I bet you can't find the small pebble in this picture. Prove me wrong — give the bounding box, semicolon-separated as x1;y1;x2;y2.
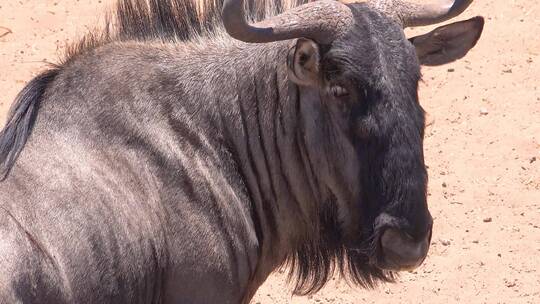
440;239;451;246
480;108;489;115
425;113;435;127
483;217;492;223
505;280;517;288
0;26;12;38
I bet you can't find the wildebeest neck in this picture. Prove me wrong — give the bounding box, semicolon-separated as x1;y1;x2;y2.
195;41;359;274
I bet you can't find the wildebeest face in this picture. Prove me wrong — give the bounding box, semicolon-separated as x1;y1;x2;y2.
285;6;484;272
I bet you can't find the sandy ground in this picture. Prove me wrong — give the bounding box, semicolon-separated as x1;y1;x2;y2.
1;0;539;303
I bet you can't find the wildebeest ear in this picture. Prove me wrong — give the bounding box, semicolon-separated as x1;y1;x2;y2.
287;38;321;86
409;16;484;66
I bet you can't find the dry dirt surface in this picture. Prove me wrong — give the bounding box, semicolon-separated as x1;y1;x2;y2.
1;0;539;303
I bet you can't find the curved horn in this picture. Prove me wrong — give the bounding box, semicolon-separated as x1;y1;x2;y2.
222;0;354;44
369;0;474;27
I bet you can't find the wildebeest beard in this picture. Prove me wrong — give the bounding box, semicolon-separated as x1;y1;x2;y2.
285;194;397;295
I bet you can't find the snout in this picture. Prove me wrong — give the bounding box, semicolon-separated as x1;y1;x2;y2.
379;227;431;271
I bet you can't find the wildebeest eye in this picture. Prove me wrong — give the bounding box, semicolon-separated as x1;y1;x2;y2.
329;85;349;98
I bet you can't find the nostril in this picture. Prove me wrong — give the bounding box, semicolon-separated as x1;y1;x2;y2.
380;227;431;271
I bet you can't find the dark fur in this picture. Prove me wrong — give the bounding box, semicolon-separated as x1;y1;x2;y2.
0;68;59;180
0;0;434;301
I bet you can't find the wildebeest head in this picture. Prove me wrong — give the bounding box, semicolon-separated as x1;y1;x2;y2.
223;0;483;290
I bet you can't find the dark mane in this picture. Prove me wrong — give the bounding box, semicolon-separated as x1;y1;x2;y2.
0;69;59;180
64;0;310;63
114;0;220;42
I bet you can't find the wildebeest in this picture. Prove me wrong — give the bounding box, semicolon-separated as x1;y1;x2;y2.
0;0;484;302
